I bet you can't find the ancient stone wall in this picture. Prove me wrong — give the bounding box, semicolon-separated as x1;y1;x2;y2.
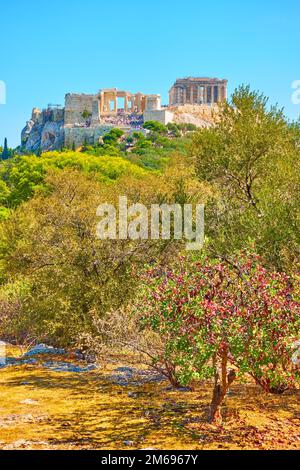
64;94;94;126
52;108;64;122
143;109;174;125
64;125;114;149
145;95;161;111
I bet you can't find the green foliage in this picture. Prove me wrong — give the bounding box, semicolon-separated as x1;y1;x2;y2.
0;180;10;204
0;151;146;207
190;85;300;271
0;155;47;206
1;138;10;160
0;207;10;221
0;279;32;343
138;252;300;421
82;110;91;119
166;122;181;137
81;128;192;171
102;128;124;145
0;169;179;346
143;121;167;134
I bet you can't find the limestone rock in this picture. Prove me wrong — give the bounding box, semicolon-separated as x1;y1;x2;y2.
24;343;66;356
41;121;64;151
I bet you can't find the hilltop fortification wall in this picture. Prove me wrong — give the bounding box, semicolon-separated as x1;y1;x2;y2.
64;94;94;126
64;125;115;149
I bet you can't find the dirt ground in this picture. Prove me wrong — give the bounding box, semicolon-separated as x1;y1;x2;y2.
0;351;299;450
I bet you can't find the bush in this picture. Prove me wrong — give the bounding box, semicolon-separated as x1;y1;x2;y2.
143;121;167;134
102;128;124;145
137;252;300;422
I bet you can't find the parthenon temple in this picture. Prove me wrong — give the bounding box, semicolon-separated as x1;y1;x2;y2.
169;77;228;106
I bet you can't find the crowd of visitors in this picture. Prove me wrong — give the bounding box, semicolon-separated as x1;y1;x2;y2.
101;112;144;129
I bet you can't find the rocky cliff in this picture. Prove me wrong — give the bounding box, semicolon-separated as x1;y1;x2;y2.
21;108;64;153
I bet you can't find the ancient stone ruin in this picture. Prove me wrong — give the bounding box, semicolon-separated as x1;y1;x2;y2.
21;77;228;153
169;77;228;106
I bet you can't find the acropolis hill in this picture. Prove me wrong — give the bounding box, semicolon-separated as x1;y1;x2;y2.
21;77;228;153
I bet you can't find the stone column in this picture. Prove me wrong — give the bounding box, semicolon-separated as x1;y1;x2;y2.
114;92;118;114
106;97;110;113
103;93;109;113
204;86;208;104
190;86;193;104
124;95;128;112
136;95;141;113
211;86;214;105
183;88;187;105
100;93;104;114
170;89;174;106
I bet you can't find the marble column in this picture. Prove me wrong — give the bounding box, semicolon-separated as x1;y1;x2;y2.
100;93;104;114
211;86;214;105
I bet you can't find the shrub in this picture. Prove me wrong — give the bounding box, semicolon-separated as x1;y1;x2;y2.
143;121;167;134
102;128;124;145
138;252;300;422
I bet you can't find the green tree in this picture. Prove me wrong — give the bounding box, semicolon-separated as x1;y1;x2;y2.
1;138;10;160
102;128;124;145
190;85;300;271
143;121;167;134
0;168;183;345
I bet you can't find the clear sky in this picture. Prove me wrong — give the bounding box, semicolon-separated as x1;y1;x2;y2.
1;0;300;148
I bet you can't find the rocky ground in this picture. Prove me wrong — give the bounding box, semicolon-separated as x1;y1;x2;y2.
0;345;299;450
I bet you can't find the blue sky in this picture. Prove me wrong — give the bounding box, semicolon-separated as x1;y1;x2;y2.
0;0;299;148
